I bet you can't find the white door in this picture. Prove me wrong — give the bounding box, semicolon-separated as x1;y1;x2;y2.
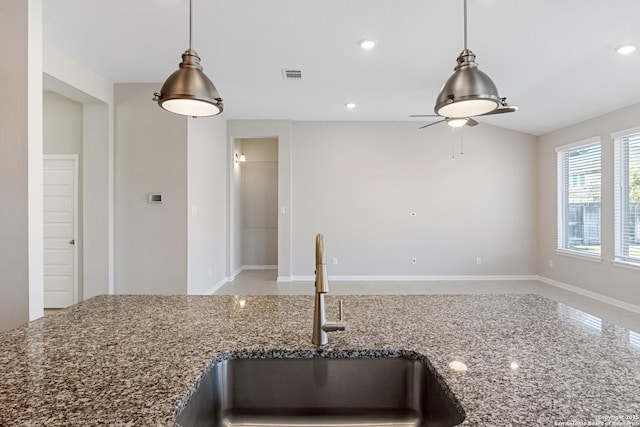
43;156;78;308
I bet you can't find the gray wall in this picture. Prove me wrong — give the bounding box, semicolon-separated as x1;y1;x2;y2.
187;116;228;294
114;83;188;294
227;121;293;280
0;0;30;330
538;102;640;307
291;121;538;277
0;0;43;331
48;78;640;309
43;91;84;299
82;102;111;299
231;138;244;276
241;138;278;267
43;45;115;302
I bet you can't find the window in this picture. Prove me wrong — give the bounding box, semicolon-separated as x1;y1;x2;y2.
614;127;640;265
557;138;602;257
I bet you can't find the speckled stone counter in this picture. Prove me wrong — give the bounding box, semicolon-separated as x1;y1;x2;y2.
1;294;639;426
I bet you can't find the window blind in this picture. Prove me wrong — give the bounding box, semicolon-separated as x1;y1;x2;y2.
614;131;640;264
557;141;602;255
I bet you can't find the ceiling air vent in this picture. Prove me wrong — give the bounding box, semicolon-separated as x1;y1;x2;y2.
282;69;302;80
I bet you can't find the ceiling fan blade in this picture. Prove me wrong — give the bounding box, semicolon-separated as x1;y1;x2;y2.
466;118;479;127
410;114;440;118
419;119;445;129
479;106;518;116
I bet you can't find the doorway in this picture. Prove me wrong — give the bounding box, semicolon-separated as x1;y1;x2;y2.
237;138;279;270
43;155;78;307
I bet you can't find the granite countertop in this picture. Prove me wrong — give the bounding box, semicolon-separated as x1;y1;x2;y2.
1;294;639;426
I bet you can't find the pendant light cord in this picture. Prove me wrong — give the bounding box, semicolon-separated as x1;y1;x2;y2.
189;0;193;51
463;0;468;51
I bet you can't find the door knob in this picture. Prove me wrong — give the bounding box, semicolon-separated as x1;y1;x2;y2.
69;239;75;245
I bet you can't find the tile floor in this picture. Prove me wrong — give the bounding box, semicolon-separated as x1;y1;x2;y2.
216;269;640;332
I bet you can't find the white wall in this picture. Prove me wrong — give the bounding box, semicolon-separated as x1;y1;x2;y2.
187;116;228;294
241;138;279;267
290;121;538;278
27;0;45;323
114;83;188;294
538;102;640;307
43;91;84;298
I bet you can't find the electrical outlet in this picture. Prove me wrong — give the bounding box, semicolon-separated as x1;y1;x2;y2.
476;257;482;265
333;257;338;265
548;260;554;268
412;257;417;264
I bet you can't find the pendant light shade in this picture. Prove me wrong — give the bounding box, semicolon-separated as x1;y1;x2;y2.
156;50;223;116
434;0;503;118
435;49;500;118
154;0;223;117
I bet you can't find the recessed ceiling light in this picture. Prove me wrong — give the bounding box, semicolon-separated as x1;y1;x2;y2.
359;39;376;50
345;103;356;109
616;44;637;55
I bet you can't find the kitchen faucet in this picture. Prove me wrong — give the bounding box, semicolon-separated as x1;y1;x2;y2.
312;234;347;346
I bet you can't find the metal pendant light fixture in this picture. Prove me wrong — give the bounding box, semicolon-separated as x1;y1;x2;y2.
434;0;504;118
154;0;223;117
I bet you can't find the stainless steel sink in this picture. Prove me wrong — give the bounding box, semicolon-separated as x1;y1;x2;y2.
175;352;465;427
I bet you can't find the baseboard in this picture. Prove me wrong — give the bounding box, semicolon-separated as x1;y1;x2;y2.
276;276;292;282
538;275;640;314
242;265;278;270
203;277;229;295
228;266;243;281
289;274;539;282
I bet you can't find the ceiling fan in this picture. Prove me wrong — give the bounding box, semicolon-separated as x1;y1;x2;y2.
410;105;518;129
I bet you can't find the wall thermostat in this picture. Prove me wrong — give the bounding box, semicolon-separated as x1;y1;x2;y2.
148;194;163;204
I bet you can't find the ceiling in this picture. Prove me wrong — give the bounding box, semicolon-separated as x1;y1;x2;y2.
43;0;640;136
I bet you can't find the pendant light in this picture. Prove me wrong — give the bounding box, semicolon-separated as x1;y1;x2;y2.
434;0;503;118
154;0;223;117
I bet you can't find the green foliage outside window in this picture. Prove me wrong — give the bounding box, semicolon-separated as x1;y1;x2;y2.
630;168;640;202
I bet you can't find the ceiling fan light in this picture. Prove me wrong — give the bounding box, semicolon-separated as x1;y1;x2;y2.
435;50;500;118
156;50;224;117
447;118;469;128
